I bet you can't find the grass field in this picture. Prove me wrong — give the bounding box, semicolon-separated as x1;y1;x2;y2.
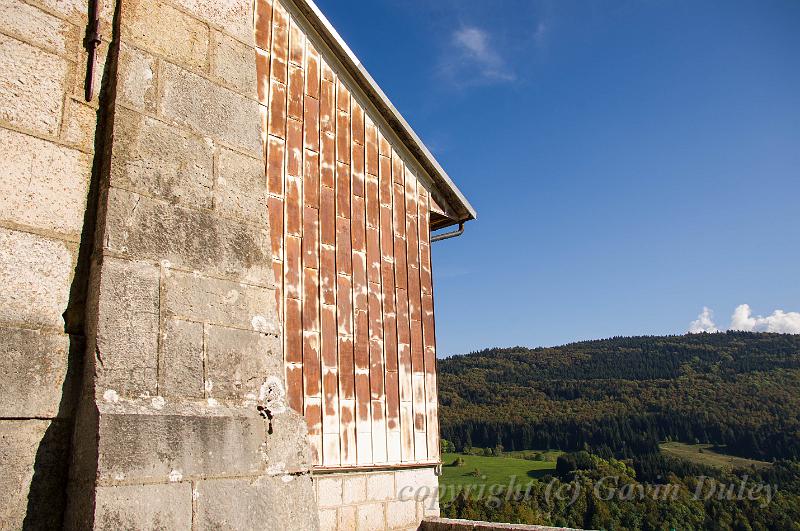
660;442;771;471
438;452;558;502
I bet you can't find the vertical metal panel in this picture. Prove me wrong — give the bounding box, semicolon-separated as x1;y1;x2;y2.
379;135;401;463
418;187;439;460
254;0;273;53
272;2;289;83
352;108;371;464
301;29;322;467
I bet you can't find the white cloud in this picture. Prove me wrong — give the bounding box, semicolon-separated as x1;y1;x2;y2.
689;307;719;334
688;304;800;334
448;26;515;84
533;21;549;48
729;304;800;334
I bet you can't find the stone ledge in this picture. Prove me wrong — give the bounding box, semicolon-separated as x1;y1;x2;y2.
421;517;585;531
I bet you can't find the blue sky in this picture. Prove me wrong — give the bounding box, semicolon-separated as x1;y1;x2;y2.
315;0;800;356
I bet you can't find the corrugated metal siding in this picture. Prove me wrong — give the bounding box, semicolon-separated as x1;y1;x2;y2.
257;0;439;468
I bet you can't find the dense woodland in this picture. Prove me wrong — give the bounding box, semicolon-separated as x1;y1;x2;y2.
444;452;800;530
438;332;800;529
439;332;800;460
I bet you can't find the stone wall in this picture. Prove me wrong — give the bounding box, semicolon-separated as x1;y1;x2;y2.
421;519;581;531
0;0;108;526
65;0;319;527
316;466;440;531
1;0;319;527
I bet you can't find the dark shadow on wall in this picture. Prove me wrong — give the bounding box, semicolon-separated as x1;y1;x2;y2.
20;341;82;530
22;0;121;527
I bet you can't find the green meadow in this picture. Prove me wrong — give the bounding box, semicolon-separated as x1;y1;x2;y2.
659;441;772;471
438;452;559;502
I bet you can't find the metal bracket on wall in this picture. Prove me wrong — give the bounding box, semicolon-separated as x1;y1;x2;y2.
84;0;102;101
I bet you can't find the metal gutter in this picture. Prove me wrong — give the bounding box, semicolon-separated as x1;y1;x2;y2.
430;222;465;243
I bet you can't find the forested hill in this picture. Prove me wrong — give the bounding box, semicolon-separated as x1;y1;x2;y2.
438;332;800;461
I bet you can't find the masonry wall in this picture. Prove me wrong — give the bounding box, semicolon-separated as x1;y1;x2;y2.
67;0;320;527
258;0;442;471
0;0;319;528
0;0;107;526
316;468;440;531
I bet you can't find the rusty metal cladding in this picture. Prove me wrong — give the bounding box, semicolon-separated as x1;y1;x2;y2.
267;136;285;195
305;397;322;464
254;0;273;52
304;98;320;153
303;151;320;208
259;1;445;470
305;43;321;99
268;79;286;138
289;19;305;67
302;206;319;269
304;332;321;398
288;65;304;120
270;1;289;84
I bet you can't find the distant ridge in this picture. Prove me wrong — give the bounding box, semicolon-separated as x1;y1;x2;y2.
438;331;800;461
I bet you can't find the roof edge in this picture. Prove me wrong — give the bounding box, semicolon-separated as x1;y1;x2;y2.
286;0;477;226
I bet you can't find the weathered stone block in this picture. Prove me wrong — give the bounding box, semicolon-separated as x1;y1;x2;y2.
35;0;87;21
316;476;343;508
0;228;75;328
0;0;76;55
0;128;91;235
0;34;68;136
36;0;112;24
159;62;261;154
261;410;312;474
104;188;272;285
111;108;214;208
211;31;257;97
387;499;417;529
161;318;204;398
95;257;159;397
94;482;192;530
120;0;208;70
96;408;268;482
338;505;356;530
117;42;158;112
0;420;69;530
423;498;441;518
215;147;268;224
356;502;385;531
367;472;395;501
319;508;337;531
395;467;438;500
342;474;366;504
171;0;254;44
62;98;98;151
196;474;317;531
205;325;282;399
164;268;277;332
0;327;71;418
